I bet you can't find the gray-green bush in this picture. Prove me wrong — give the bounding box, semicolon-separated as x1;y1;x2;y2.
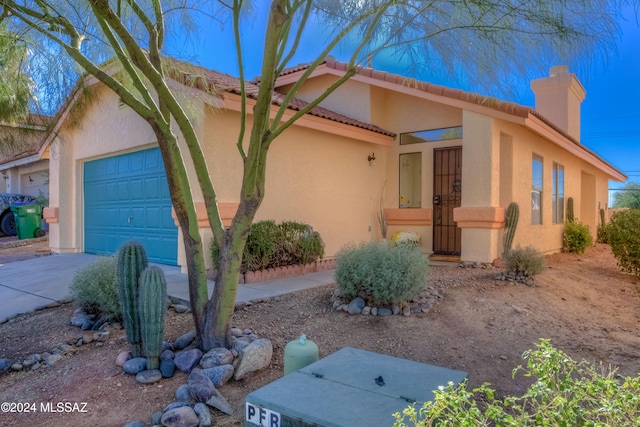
505;245;547;277
334;241;429;306
69;256;119;320
393;339;640;427
606;208;640;277
563;219;593;254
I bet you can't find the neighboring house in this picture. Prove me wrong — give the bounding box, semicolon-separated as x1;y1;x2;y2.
0;114;52;198
40;60;625;268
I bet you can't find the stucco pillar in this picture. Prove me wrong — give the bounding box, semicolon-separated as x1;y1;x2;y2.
455;111;502;263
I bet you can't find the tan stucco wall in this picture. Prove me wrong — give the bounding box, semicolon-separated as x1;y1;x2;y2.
49;84;388;271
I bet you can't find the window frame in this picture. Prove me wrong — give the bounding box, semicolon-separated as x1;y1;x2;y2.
552;162;565;224
531;154;543;225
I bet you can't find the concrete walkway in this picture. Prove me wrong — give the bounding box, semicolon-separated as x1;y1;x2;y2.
0;253;335;323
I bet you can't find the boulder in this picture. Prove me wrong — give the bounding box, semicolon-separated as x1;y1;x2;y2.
206;388;233;415
234;338;273;380
188;369;216;403
201;364;234;388
173;330;197;350
200;348;234;369
174;348;203;372
160;406;199;427
123;357;147;375
347;297;366;314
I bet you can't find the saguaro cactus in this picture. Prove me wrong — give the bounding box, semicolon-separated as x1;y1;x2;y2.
138;266;167;370
599;208;606;226
502;202;520;258
567;197;575;222
116;241;148;357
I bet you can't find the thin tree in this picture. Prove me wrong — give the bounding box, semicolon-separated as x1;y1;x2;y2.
612;182;640;209
0;0;633;350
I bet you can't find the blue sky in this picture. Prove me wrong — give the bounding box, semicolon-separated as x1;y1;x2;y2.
175;4;639;200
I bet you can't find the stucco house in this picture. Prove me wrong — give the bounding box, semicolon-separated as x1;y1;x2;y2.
41;59;625;268
0;114;52;198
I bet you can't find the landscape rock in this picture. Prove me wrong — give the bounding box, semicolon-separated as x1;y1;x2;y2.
205;388;233;415
43;353;62;366
0;358;12;373
160;406;200;427
123;357;147;375
234;338;273;380
362;306;371;315
392;305;400;315
122;421;145;427
173;304;190;313
377;307;392;317
175;384;192;402
164;401;193;412
174;348;203;372
347;297;366;314
160;358;176;378
11;363;23;371
151;411;163;425
371;307;378;316
193;402;212;427
201;364;234;388
402;306;411;317
160;349;174;360
188;369;216;402
136;369;162;384
232;336;251;353
116;351;132;367
173;331;197;350
200;348;234;368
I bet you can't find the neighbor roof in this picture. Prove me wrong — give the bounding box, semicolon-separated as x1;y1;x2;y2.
0;114;53;167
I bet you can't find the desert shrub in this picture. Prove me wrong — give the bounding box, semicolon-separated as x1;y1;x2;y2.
210;220;324;272
334;241;429;306
504;245;547;277
607;209;640;277
69;256;120;320
393;339;640;427
563;219;593;254
596;222;609;243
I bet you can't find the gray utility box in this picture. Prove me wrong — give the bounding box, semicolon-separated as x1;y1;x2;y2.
245;347;467;427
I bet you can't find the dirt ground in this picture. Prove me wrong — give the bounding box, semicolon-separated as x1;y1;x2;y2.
0;242;638;427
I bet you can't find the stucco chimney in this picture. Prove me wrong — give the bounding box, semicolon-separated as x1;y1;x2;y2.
530;66;586;142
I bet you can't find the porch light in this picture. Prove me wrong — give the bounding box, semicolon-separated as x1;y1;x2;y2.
368;153;377;166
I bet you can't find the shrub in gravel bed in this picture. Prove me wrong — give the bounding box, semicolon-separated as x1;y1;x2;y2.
563;219;593;254
335;241;429;306
69;256;120;321
504;245;546;277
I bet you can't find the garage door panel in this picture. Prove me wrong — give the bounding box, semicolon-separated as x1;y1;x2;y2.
84;147;178;265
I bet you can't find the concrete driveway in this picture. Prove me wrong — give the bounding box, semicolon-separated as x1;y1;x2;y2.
0;252;334;323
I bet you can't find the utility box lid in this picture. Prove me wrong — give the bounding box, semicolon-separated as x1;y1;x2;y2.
245;347;467;427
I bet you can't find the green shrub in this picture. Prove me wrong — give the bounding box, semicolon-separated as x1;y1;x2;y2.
607;209;640;277
334;241;429;306
597;222;609;243
563;219;593;254
505;245;547;277
69;256;120;320
393;339;640;427
210;220;324;272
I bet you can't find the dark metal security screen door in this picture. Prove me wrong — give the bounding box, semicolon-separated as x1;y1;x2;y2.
433;147;462;255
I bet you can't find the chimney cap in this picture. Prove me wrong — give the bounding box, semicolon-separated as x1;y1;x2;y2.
550;65;569;77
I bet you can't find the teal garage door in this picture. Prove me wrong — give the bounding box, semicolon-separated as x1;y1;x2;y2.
84;147;178;265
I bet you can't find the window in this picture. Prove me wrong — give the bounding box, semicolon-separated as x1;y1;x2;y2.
399;152;422;208
552;163;564;224
400;126;463;145
531;154;543;225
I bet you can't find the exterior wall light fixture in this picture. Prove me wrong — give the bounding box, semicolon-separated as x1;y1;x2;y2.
368;153;377;166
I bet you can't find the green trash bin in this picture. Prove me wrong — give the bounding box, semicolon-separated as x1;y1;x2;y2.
10;203;45;240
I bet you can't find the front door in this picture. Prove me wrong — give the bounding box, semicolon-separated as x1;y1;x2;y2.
433;147;462;255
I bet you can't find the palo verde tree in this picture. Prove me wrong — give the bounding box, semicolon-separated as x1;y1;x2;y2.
0;0;633;350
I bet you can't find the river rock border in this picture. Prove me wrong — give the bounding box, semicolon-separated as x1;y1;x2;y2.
331;287;443;317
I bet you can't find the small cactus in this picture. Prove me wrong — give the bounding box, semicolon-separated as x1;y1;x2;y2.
116;241;148;357
567;197;575;222
599;208;606;226
502;202;519;258
138;266;167;370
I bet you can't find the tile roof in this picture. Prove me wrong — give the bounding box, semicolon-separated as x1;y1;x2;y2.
274;58;623;179
165;58;395;137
